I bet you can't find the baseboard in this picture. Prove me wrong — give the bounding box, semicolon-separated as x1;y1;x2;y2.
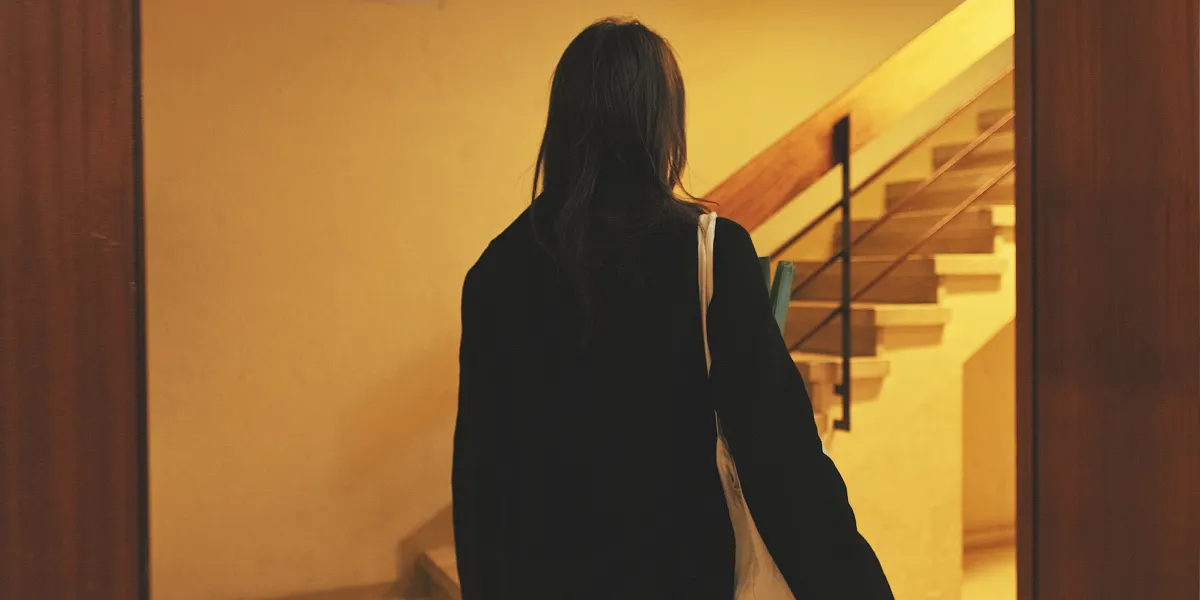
964;524;1016;550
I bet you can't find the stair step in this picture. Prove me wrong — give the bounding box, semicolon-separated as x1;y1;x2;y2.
792;353;891;386
885;167;1015;213
784;302;950;356
420;547;460;600
932;131;1014;169
839;206;1013;256
791;254;1007;303
977;108;1015;133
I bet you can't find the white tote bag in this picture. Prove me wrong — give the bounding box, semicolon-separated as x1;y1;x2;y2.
697;213;796;600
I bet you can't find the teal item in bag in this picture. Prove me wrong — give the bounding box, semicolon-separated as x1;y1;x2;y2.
759;258;794;335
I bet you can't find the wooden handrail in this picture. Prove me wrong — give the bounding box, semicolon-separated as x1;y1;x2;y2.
707;0;1014;231
766;65;1014;261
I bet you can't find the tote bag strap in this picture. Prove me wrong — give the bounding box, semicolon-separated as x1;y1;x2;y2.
697;212;718;372
697;212;797;600
697;211;733;450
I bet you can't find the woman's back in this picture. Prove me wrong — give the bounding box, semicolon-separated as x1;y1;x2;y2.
457;209;734;598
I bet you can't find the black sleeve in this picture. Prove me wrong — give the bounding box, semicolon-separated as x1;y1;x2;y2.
452;262;508;600
707;218;894;599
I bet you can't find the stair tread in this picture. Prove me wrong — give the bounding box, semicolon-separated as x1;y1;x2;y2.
888;166;1014;193
987;204;1015;226
426;545;456;561
930;253;1008;275
977;108;1015;133
789;301;951;326
791;253;1005;274
791;353;891;383
788;254;1007;297
882;159;1015;216
932;131;1015;169
845;205;1015;229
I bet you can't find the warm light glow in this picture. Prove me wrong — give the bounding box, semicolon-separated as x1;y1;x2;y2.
144;0;1004;598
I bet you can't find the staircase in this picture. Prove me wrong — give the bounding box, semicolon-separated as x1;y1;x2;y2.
786;103;1016;437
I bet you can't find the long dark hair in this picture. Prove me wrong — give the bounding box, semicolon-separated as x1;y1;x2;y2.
531;18;706;341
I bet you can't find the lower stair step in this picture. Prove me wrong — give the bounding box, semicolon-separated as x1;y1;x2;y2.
791;254;1007;303
886;167;1014;213
420;547;460;600
978;108;1015;133
784;302;951;356
932;131;1014;169
793;353;891;387
838;206;1014;256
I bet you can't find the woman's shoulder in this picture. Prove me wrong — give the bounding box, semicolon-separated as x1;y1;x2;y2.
712;215;751;237
462;209;534;289
713;216;757;257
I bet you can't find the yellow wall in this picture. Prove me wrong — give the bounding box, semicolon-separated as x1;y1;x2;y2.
143;0;965;598
963;320;1017;541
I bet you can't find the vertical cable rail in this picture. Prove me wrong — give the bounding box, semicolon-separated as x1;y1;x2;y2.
832;117;852;432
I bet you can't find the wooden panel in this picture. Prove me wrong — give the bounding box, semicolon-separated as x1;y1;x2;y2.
1017;0;1200;598
708;0;1013;230
0;1;146;599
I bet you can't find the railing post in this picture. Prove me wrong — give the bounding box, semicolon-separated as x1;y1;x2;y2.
832;116;852;432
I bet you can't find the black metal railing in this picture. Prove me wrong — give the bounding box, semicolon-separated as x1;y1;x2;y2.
778;107;1015;433
832;117;853;431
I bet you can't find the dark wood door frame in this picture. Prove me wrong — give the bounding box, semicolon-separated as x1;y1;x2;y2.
1015;1;1199;599
1013;2;1036;594
0;0;147;598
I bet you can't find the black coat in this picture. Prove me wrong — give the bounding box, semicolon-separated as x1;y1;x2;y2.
452;209;893;600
